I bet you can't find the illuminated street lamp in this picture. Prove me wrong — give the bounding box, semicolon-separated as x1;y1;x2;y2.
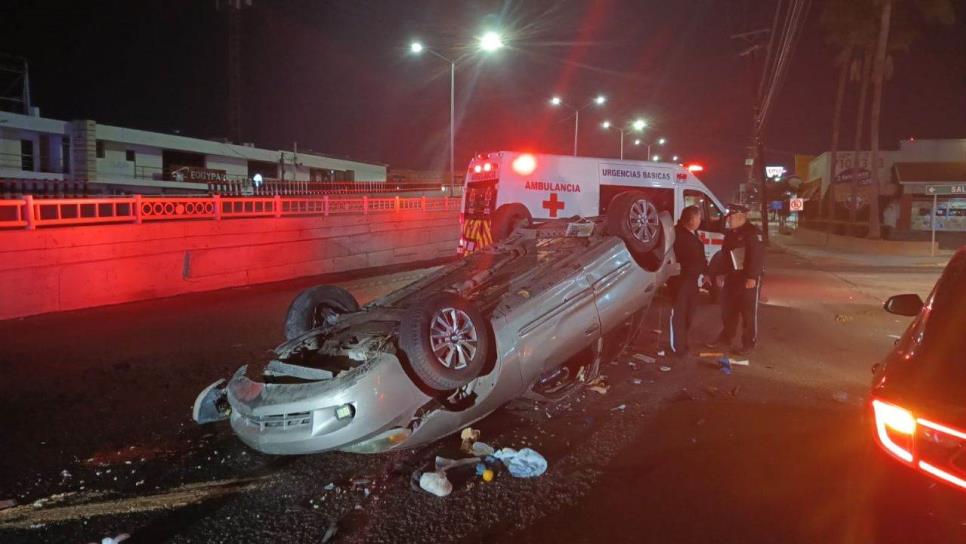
479;31;504;52
633;136;668;161
409;34;503;194
601;118;645;160
549;94;606;156
672;155;679;162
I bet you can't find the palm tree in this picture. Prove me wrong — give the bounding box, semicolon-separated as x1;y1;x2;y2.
849;45;873;234
820;0;876;235
866;0;955;238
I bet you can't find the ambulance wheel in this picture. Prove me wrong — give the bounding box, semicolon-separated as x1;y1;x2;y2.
283;285;360;340
606;191;663;264
400;293;491;392
491;204;532;242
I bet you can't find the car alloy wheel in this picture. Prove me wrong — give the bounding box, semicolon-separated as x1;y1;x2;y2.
429;308;479;370
628;199;659;243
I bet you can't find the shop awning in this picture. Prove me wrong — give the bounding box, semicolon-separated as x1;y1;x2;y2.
894;162;966;184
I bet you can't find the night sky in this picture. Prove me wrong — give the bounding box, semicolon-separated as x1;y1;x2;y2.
3;0;964;196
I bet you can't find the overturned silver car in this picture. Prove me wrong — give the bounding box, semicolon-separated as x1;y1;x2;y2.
194;191;678;455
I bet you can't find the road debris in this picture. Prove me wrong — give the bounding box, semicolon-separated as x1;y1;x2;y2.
493;448;548;478
460;427;481;452
699;352;725;358
88;534;129;544
470;441;495;456
719;358;732;375
659;366;671;372
611;404;626;412
730;385;742;397
729;358;750;366
834;313;853;323
321;521;339;543
587;375;610;395
418;471;453;497
632;379;643;385
633;353;656;364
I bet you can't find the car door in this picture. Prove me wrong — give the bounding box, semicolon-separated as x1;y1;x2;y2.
510;260;602;384
581;237;653;336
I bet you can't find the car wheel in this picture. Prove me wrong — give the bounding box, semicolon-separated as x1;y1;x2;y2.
400;293;491;392
490;203;532;242
606;191;663;268
283;285;360;340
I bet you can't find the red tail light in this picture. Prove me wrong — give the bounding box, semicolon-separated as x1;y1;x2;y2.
871;397;966;492
872;399;916;463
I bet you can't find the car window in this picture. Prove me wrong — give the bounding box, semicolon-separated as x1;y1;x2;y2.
912;251;966;391
683;189;724;232
464;181;497;219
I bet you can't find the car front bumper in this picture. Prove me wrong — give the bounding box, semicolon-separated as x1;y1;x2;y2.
225;353;433;455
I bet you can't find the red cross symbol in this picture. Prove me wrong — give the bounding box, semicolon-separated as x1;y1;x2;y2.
542;193;565;218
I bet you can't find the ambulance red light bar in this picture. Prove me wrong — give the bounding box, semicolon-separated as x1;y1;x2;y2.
472;161;497;175
686;163;704;173
871;398;966;492
512;153;537;176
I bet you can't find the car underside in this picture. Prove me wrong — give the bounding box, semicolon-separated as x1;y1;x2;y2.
194;193;677;455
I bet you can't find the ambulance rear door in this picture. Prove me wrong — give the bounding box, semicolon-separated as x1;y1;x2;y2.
497;153;598;222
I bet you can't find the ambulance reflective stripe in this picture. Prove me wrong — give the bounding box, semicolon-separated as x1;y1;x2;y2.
668;308;677;352
461;219;493;250
752;277;761;344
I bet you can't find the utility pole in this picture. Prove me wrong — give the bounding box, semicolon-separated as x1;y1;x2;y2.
733;0;811;245
0;54;32;114
216;0;251;143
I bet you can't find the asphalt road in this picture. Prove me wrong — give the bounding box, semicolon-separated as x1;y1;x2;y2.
1;247;963;543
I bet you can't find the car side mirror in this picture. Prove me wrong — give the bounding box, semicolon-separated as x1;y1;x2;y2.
884;294;923;316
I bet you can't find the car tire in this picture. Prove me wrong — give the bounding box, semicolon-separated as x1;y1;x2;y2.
283;285;360;340
400;292;491;392
490;203;532;242
606;191;663;269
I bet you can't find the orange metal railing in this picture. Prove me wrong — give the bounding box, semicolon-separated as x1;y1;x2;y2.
0;195;462;231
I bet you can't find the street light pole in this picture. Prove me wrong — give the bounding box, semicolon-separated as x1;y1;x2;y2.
410;34;503;196
449;61;455;195
551;95;605;157
573;109;579;156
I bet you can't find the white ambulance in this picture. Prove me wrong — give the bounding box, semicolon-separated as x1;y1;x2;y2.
458;151;728;265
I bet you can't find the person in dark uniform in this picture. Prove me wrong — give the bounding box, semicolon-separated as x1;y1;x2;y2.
708;204;764;355
668;205;707;359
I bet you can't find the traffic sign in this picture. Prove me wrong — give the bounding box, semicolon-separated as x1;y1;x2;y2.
925;184;965;195
789;198;804;212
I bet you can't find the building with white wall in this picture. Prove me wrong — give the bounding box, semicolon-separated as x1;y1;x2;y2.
803;138;966;235
0;110;386;195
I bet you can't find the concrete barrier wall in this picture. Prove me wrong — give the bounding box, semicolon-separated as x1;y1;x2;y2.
0;211;460;320
791;226;938;255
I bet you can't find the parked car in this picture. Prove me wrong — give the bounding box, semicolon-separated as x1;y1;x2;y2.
193;191;678;455
870;246;966;494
